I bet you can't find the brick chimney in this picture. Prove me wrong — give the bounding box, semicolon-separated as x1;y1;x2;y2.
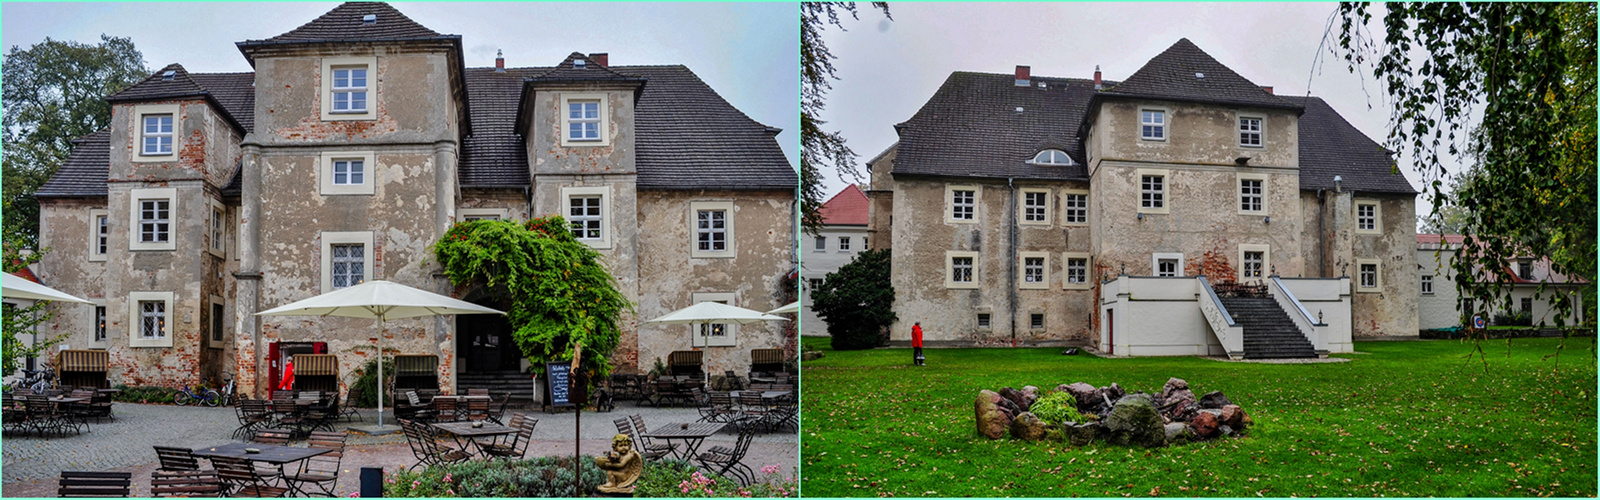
589;53;609;67
1093;65;1102;90
1014;65;1030;87
1260;86;1273;94
494;49;505;73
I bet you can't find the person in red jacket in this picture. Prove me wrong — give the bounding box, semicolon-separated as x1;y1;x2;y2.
912;322;925;366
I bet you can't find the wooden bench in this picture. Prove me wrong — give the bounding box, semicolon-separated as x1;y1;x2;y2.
150;470;224;497
57;471;132;497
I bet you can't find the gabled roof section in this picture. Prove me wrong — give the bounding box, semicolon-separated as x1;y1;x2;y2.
892;72;1104;181
820;185;869;226
1101;38;1300;111
106;64;253;134
244;2;444;45
1283;95;1415;194
35;129;111;198
527;53;645;83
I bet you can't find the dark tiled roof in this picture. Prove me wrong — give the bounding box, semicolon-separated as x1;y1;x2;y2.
1282;95;1415;194
891;72;1105;181
35;129;110;198
242;2;445;45
106;64;254;134
1102;38;1300;111
528;53;645;83
459;64;794;191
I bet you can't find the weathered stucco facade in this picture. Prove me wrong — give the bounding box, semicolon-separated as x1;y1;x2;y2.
32;2;796;396
866;39;1418;355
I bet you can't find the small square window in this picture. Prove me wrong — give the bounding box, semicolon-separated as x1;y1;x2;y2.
330;243;365;289
1242;251;1264;279
697;210;727;252
1239;117;1262;147
331;66;368;113
1360;263;1378;289
1023;257;1045;283
952;257;974;283
139;199;171;244
332;159;365;185
1066;258;1088;285
1030;313;1044;329
838;236;851;251
1022;191;1049;223
1356;202;1379;233
1157;258;1179;277
808;278;824;290
142;114;173;155
1517;259;1534;280
1240;179;1263;212
1141;175;1165;209
951;189;975;220
814;236;826;251
568;101;601;141
1062;193;1087;224
569;196;603;241
1141;109;1165;140
139;300;166;339
1421;275;1434;294
1521;297;1534;314
977;313;991;329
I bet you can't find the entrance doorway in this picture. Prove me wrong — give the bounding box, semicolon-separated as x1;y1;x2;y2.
456;305;520;373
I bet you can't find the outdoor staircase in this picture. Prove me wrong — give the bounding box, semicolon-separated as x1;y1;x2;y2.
1217;296;1317;359
456;370;537;403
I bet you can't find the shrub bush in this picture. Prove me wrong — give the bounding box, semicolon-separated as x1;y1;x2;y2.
384;456;605;497
1029;390;1089;425
812;249;897;350
110;384;175;404
1493;310;1533;326
350;356;393;408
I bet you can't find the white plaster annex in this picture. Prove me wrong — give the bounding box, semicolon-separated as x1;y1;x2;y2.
1416;234;1586;330
801;184;871;337
31;2;797;398
866;39;1418;358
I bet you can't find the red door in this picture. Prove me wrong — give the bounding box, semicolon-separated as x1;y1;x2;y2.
1106;309;1114;355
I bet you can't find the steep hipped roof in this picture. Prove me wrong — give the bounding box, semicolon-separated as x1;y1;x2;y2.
1282;96;1415;194
241;2;445;45
105;64;254;133
820;185;869;226
527;52;645;83
1101;38;1299;111
891;72;1105;181
35;129;111;198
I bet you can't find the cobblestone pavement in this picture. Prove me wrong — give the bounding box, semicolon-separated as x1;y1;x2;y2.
3;401;796;496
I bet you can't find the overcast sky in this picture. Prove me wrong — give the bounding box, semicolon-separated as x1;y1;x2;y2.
815;2;1457;219
0;2;798;167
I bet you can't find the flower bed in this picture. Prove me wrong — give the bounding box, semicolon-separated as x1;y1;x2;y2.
383;456;605;497
635;459;797;498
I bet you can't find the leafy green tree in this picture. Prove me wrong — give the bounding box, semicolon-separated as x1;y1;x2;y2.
1;238;59;375
811;248;896;350
800;2;889;234
2;35;148;249
1417;169;1476;235
1336;3;1596;334
432;217;632;390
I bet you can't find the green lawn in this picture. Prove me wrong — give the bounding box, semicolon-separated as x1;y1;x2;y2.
800;337;1597;497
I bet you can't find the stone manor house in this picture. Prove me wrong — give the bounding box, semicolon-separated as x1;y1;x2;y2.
30;2;796;397
866;39;1417;358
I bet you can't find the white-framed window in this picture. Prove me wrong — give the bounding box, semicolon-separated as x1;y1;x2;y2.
89;209;109;262
319;151;376;195
1355;200;1380;234
1019;251;1049;290
208;202;226;258
1030;313;1045;329
689;201;735;258
1029;149;1073;165
1516;259;1534;280
127;291;174;348
559;93;612;147
1239;244;1270;282
1238;116;1263;147
976;312;992;330
321;56;377;121
459;208;510;222
690;292;737;347
132;104;180;162
1357;259;1381;292
814;236;826;251
1420;275;1434;295
570;196;603;239
946;185;978;223
945;250;979;289
1061;191;1088;225
862;236;869;249
128;188;176;251
1137;169;1169;214
1020;188;1051;226
1063;252;1091;290
1521;297;1533;314
1237;173;1267;214
1152;252;1184;277
208;295;226;348
808;278;823;291
838;236;851;252
320;231;375;293
1140;108;1166;141
92;303;107;344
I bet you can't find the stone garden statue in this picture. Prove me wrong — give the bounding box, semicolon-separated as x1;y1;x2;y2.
595;434;643;494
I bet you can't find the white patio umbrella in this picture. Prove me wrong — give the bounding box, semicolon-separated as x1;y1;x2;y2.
256;280;503;431
644;301;790;325
2;272;92;304
765;301;800;315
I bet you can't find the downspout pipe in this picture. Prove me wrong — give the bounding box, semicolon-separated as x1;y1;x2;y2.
1008;178;1018;347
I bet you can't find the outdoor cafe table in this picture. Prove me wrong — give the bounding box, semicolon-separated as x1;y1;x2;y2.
192;442;331;467
431;421;516;458
643;422;725;461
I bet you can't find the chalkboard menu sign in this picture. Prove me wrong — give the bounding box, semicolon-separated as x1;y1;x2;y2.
546;361;575;407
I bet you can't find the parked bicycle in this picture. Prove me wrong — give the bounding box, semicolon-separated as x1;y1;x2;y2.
216;376;237;407
7;363;56;393
174;383;222;407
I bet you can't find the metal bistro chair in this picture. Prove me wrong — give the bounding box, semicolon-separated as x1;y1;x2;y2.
154;446;206;472
249;429;293;483
338;387;363;422
463;397;490;422
486;393;513;425
626;414;678;459
696;416;761;486
481;413;537;460
612;417;669;460
701;392;739;423
150;470;224;497
433;397;460;423
399;419;470;471
210;455;290;498
57;471;132;497
283;431;346;497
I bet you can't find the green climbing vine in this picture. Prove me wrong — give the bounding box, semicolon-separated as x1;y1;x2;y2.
432;216;632;386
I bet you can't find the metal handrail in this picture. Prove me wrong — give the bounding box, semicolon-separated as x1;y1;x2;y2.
1196;275;1235;326
1271;276;1324;326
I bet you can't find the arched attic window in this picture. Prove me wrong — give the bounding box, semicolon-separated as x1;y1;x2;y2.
1029;149;1074;166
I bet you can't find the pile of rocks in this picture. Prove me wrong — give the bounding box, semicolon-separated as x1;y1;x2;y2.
974;378;1251;448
